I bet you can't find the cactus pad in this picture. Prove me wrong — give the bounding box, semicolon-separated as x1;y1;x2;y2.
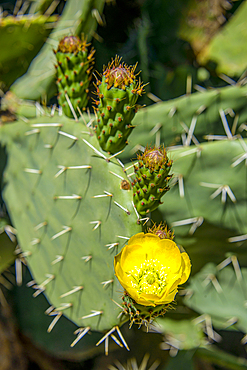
120;83;247;161
158;138;247;237
184;262;247;333
0;14;56;88
1;115;142;337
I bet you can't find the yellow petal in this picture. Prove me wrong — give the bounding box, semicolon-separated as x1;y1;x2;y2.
179;252;191;284
114;254;131;287
121;242;148;271
128;232;160;248
122;233;182;273
125;286;145;304
150;238;181;273
133;291;157;306
157;287;178;305
128;233;180;262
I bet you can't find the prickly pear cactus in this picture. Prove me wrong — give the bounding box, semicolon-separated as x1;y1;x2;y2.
132;146;173;216
0;115;142;341
94;57;145;154
54;35;95;118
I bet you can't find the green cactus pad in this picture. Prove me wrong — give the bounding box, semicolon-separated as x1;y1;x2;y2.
154;317;205;351
184;262;247;333
54;36;95;118
157;138;247;237
120;83;247;161
1;115;142;336
13;266;103;358
197;1;247;77
0;14;56;89
132;146;173;216
94;57;145;154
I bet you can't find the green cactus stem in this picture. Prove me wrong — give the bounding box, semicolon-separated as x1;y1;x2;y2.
94;56;146;154
132;146;173;216
54;35;95;118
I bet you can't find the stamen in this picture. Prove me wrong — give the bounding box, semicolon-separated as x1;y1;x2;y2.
127;259;169;295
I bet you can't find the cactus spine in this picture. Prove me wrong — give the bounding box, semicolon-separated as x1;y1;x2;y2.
94;56;145;154
54;35;95;118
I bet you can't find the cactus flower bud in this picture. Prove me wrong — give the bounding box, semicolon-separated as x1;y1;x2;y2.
148;222;174;240
94;56;146;154
54;35;95;118
57;36;82;54
132;146;173;215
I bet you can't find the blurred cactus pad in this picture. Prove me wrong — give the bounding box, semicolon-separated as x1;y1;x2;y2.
0;14;57;89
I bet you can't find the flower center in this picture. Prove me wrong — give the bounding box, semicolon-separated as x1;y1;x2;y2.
144;149;164;165
109;67;128;84
127;259;169;296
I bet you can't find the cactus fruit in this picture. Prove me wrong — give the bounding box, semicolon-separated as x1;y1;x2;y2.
94;56;145;154
54;35;95;118
132;146;173;216
0;115;143;340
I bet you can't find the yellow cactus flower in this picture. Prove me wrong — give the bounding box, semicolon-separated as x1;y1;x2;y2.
114;233;191;307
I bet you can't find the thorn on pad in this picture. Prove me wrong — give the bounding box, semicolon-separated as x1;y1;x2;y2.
70;327;90;347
